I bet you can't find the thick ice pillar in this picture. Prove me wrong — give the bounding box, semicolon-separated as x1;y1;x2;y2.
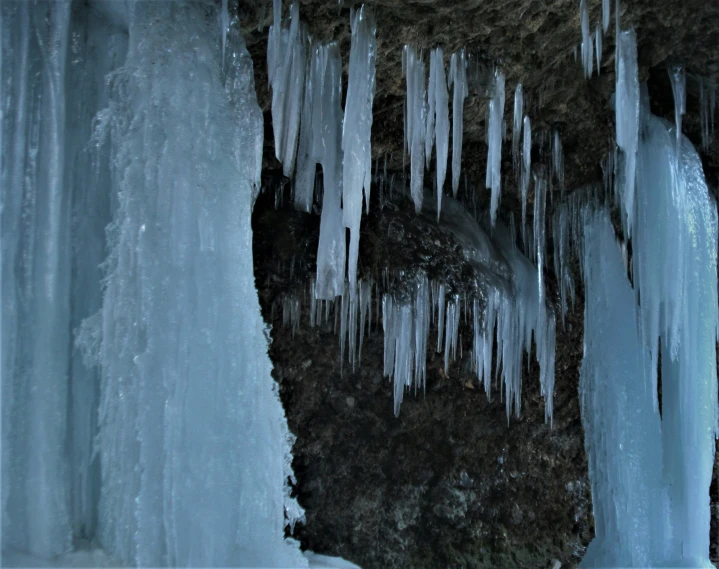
581;110;718;568
94;4;305;566
1;1;74;558
579;210;667;568
3;2;306;567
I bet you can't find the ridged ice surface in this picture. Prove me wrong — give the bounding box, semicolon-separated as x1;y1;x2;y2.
2;2;308;567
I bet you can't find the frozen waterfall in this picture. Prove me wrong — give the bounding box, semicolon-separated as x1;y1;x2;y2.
580;109;718;567
0;1;321;567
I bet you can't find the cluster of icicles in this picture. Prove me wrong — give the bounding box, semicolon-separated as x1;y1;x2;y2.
267;0;562;421
281;270;555;421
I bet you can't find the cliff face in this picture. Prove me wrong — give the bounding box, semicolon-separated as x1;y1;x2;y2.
244;0;719;567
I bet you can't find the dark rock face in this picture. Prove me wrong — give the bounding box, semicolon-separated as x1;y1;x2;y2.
244;0;719;566
254;187;592;568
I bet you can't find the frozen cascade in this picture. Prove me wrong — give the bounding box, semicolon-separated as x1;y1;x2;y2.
579;209;667;569
580;109;718;567
404;44;427;213
267;0;308;177
486;69;506;227
631;110;718;565
615;29;639;238
1;1;324;567
314;44;347;300
342;6;377;297
449;50;468;196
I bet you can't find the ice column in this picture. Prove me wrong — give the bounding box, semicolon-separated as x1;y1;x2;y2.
1;2;73;558
92;4;305;567
581;109;718;568
579;209;667;568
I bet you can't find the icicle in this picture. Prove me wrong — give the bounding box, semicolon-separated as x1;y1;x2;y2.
342;6;377;298
437;284;446;353
486;69;506;227
404;44;427;213
310;278;318;326
534;172;547;313
521;116;531;249
426;49;437;169
512;83;523;176
615;29;639;238
294;41;316;212
700;79;716;151
221;0;229;67
595;24;602;74
315;43;347;300
283;293;301;337
267;1;307;176
668;64;686;153
382;273;430;416
449;49;467;197
434;48;450;221
580;0;593;78
552;130;564;197
602;0;611;33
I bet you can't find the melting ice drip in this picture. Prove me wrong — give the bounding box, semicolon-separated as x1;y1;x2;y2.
1;2;362;568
